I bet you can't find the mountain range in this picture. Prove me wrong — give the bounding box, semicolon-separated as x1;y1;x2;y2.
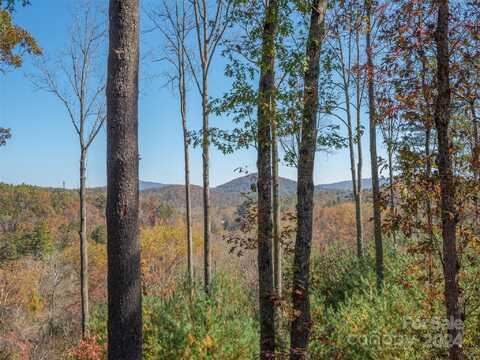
140;173;374;194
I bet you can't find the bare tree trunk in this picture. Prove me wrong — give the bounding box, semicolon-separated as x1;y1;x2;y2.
190;0;232;296
272;112;281;296
290;1;326;358
79;148;89;338
355;34;364;259
355;143;364;259
434;1;463;359
346;104;361;258
202;76;211;294
106;1;142;359
387;146;394;214
151;0;193;287
425;126;435;314
387;144;397;243
179;38;193;286
182;75;193;286
470;100;479;225
343;87;362;257
32;4;106;342
365;0;383;291
257;0;278;357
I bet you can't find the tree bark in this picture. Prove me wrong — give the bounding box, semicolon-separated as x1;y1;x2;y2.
434;1;463;359
257;0;279;357
106;1;142;359
469;100;479;225
272;110;281;296
365;0;383;290
183;98;193;287
79;147;89;338
355;32;364;259
179;45;193;286
345;100;361;258
425;126;435;313
290;1;326;358
340;50;362;258
387;145;394;215
202;76;211;294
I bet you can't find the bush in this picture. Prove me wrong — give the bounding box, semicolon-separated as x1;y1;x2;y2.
90;224;107;244
86;274;259;360
308;241;480;359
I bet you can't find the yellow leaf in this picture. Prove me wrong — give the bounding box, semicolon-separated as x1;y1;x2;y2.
202;335;215;349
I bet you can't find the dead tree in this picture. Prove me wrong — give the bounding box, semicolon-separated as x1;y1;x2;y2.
33;2;105;338
147;0;194;286
187;0;233;294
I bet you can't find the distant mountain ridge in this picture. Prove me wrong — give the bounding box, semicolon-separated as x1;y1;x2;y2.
140;174;376;194
214;173;298;195
315;178;375;191
140;180;167;191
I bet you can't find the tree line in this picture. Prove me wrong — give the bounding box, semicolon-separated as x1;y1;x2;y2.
1;0;478;359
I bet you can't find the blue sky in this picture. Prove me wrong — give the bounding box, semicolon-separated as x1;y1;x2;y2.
0;1;378;189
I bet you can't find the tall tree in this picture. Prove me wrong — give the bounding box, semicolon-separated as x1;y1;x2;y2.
106;0;142;359
377;93;400;222
32;2;105;338
365;0;383;290
148;0;194;285
379;0;440;296
188;0;232;294
327;0;366;258
290;0;327;358
272;110;282;295
257;0;279;357
434;1;463;359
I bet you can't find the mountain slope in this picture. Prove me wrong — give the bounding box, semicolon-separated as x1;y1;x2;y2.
139;180;166;191
214;173;297;195
315;178;374;191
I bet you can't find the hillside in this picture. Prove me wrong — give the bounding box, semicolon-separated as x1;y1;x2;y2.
143;184;247;211
214;173;298;195
315;178;372;191
213;173;375;194
94;174;376;195
139;180;167;191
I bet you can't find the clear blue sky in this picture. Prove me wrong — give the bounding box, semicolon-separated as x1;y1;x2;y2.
0;1;380;189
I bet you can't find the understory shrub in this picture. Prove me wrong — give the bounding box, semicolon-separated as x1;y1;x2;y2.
84;274;258;360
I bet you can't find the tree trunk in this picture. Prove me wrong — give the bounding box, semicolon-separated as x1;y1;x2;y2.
183;118;193;287
470;100;479;225
106;1;142;359
180;50;193;286
355;29;364;259
425;126;435;313
272;111;281;296
342;67;361;258
257;0;278;357
388;146;394;214
434;1;463;359
290;1;326;358
346;106;361;258
202;76;211;294
79;148;89;338
366;0;383;291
